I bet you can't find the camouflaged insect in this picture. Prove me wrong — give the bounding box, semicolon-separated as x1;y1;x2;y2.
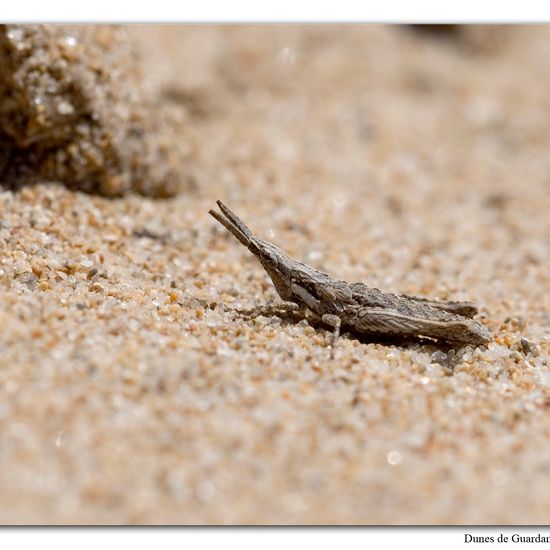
209;200;492;354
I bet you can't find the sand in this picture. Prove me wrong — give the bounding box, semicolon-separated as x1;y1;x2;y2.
0;25;549;525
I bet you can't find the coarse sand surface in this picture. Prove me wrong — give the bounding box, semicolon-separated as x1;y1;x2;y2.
0;25;549;524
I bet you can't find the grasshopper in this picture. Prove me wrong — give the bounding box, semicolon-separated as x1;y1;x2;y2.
209;200;492;353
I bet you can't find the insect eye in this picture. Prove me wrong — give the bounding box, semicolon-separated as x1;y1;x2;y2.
261;248;277;266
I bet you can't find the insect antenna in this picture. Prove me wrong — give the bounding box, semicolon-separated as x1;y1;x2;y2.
216;201;254;238
209;201;254;249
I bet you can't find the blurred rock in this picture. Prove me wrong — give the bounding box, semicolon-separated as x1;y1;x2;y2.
409;24;509;54
0;25;190;196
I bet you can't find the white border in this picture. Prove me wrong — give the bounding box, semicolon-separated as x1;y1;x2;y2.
3;1;550;547
3;0;550;22
6;527;550;550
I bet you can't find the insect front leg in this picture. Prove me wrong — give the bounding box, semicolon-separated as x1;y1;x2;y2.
236;300;303;318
